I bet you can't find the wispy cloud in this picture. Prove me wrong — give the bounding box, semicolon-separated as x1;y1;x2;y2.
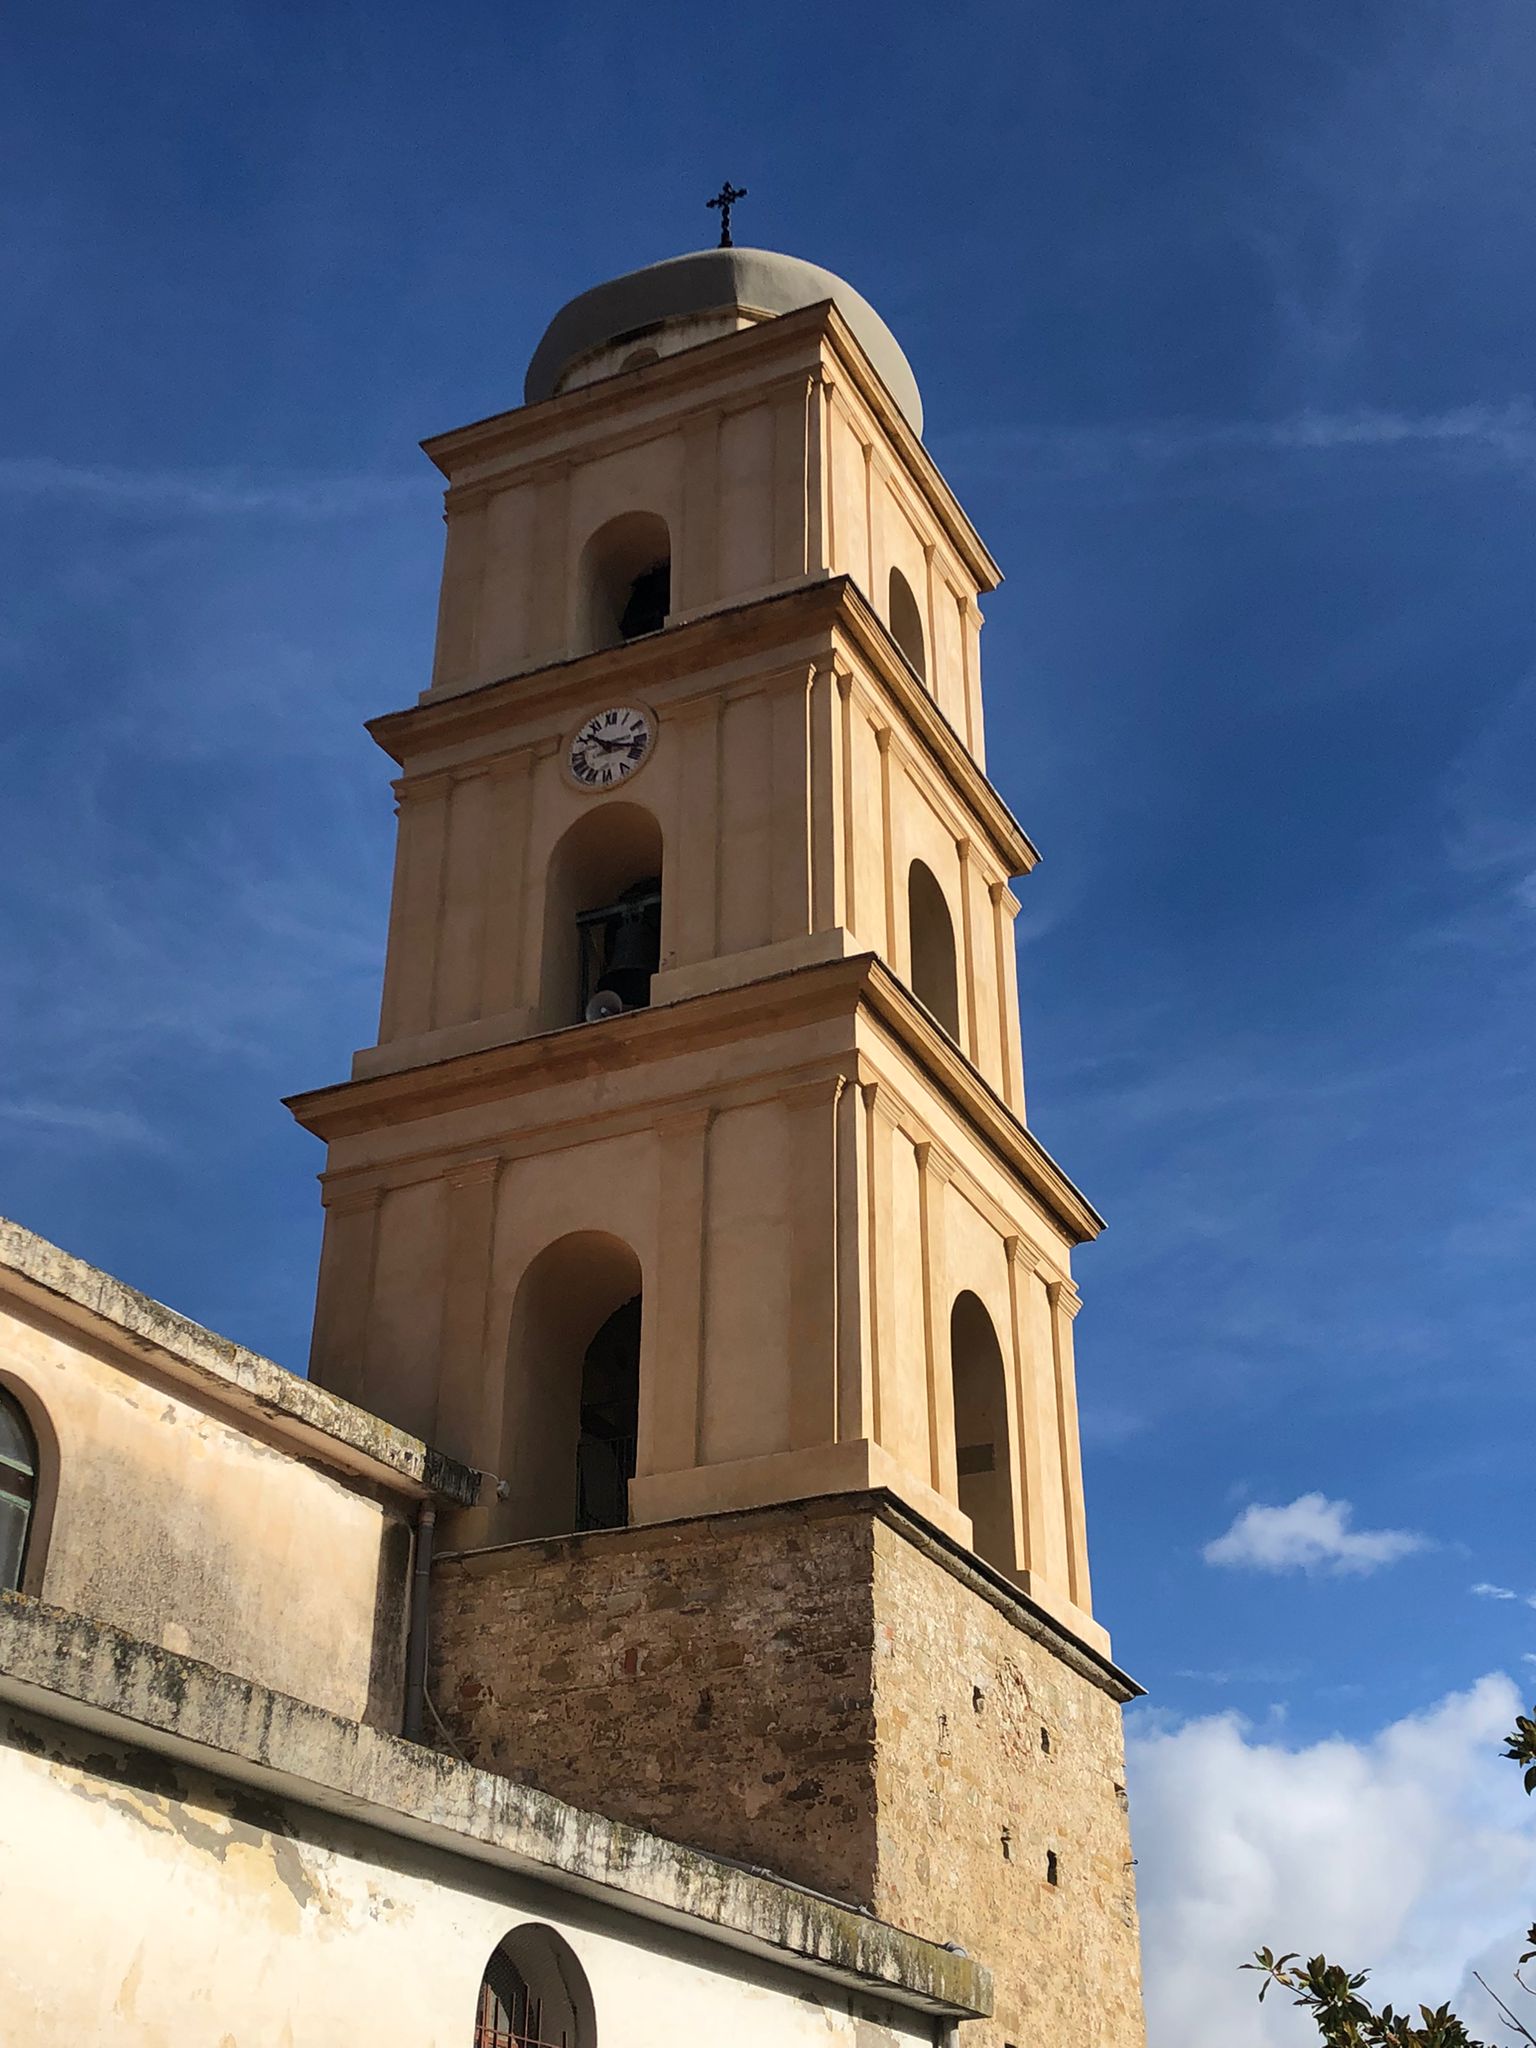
0;1099;166;1150
1471;1583;1536;1609
1172;1664;1304;1688
1204;1493;1430;1575
0;456;419;520
949;400;1536;490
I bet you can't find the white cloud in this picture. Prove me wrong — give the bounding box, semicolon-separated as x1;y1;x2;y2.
1474;1582;1520;1601
1129;1674;1536;2048
1203;1494;1429;1576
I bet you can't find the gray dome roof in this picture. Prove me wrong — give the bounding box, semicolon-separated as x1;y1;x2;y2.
524;247;923;435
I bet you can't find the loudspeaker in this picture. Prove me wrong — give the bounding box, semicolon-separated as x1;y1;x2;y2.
584;987;626;1023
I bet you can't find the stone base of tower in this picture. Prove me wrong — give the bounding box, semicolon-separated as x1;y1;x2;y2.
430;1494;1146;2048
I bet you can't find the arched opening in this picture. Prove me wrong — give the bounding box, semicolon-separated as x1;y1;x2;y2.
501;1232;643;1540
474;1923;595;2048
888;566;927;683
619;346;660;373
907;859;960;1040
577;510;671;652
541;802;664;1030
949;1291;1016;1574
576;1294;640;1532
0;1385;39;1594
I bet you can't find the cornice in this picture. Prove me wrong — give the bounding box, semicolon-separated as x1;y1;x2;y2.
285;952;1103;1248
0;1218;479;1507
858;957;1103;1246
369;576;1036;879
420;306;828;480
417;301;1001;594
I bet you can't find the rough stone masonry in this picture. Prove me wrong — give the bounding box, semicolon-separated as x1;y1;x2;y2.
431;1493;1145;2048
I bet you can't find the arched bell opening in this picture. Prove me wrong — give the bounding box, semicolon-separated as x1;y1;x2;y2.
577;510;671;653
472;1922;596;2048
907;858;960;1040
949;1291;1017;1576
540;802;664;1030
500;1231;643;1541
888;565;927;684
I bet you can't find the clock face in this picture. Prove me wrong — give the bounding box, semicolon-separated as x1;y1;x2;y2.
567;705;654;790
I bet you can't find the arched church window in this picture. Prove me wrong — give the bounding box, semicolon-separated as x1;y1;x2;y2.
949;1292;1016;1574
473;1923;595;2048
541;803;664;1030
0;1386;39;1593
501;1232;644;1541
577;510;671;652
907;859;960;1040
888;566;927;683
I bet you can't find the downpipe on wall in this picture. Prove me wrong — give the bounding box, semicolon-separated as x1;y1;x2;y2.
402;1501;436;1743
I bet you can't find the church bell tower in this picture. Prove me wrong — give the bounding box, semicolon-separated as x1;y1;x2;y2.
288;242;1146;2048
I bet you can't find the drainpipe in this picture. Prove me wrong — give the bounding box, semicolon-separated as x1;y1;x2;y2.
402;1501;436;1743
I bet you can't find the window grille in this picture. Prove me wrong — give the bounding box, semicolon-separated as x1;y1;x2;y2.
0;1389;37;1592
475;1947;570;2048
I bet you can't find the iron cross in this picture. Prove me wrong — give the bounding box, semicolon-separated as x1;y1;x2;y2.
706;181;748;248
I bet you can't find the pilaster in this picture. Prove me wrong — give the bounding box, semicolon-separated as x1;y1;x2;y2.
434;1157;502;1464
644;1107;714;1474
479;751;536;1017
1047;1276;1092;1612
308;1185;382;1407
785;1075;845;1450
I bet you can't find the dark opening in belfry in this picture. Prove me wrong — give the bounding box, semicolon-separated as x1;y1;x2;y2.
619;560;669;640
576;1294;641;1531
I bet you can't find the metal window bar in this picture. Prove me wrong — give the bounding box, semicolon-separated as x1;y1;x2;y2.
474;1979;569;2048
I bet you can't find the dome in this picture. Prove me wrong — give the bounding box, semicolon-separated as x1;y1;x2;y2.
524;247;923;436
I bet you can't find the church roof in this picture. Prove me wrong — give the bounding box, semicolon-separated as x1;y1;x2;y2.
524;246;924;434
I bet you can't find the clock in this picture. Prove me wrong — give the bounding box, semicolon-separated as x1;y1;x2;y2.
566;705;655;790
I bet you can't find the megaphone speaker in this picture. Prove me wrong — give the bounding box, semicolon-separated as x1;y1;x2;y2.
584;987;626;1024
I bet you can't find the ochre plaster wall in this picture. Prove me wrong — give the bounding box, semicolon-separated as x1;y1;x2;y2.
369;610;1024;1114
0;1703;932;2048
306;985;1098;1648
0;1297;409;1725
430;1500;1143;2048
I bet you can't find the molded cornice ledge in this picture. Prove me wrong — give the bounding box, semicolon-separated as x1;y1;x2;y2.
369;575;1036;879
284;953;1103;1248
0;1595;991;2022
0;1219;479;1508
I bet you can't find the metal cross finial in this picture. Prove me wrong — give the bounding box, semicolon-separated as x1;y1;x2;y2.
706;181;748;248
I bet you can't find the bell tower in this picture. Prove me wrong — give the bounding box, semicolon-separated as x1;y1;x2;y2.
288;246;1146;2048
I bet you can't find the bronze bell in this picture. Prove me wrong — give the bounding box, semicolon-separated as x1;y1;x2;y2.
593;881;661;1012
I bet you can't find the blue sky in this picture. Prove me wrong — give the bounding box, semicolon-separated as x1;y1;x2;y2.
3;5;1534;2035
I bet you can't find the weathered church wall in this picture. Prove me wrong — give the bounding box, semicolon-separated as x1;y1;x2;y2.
0;1701;937;2048
0;1288;412;1725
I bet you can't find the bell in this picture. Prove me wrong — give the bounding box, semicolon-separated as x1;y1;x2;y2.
594;896;660;1011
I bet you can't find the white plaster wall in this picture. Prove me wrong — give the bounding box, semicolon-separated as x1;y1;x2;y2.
0;1708;937;2048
